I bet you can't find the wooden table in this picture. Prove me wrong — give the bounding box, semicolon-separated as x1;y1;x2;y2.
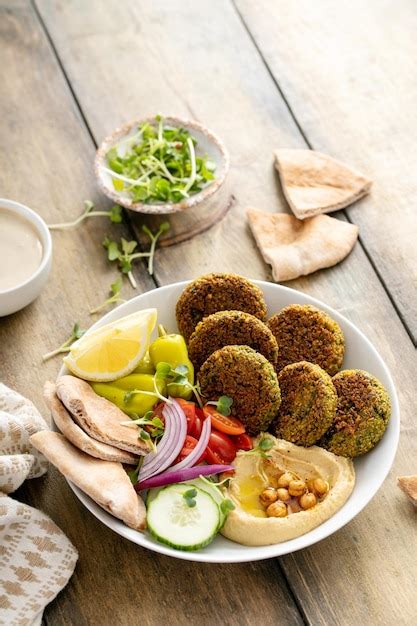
1;1;416;624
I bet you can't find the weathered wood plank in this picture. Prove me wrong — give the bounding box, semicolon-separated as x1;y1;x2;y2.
235;0;417;343
34;0;417;624
0;6;305;625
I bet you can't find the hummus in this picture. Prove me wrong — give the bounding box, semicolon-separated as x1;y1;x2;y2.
221;436;355;546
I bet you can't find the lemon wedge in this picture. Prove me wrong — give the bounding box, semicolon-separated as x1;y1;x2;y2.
64;309;157;382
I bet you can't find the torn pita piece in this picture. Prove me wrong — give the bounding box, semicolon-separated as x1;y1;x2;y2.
30;431;147;531
44;381;138;465
398;475;417;506
247;209;358;282
274;149;372;219
56;375;151;456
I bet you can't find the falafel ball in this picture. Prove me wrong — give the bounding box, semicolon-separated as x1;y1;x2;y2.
320;369;391;457
188;310;278;372
272;361;337;446
176;273;267;342
268;304;345;375
198;345;280;435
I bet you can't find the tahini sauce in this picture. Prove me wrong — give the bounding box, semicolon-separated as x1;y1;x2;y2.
0;208;43;291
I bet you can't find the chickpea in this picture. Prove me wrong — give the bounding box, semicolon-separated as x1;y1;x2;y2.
299;492;317;510
259;488;278;506
312;478;329;497
276;488;291;502
266;501;288;518
277;472;293;489
288;479;306;497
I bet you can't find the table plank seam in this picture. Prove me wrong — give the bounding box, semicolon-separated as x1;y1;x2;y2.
231;0;417;349
30;0;161;293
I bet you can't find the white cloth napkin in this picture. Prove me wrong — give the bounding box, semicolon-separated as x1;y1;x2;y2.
0;383;78;626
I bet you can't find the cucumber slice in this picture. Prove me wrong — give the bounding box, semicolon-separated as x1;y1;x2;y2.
185;478;227;530
147;484;220;551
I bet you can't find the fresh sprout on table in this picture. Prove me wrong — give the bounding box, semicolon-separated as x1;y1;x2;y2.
89;277;126;315
103;222;169;288
42;322;86;362
48;201;123;230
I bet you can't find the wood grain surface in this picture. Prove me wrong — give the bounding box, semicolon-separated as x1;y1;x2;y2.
235;0;417;344
1;0;416;624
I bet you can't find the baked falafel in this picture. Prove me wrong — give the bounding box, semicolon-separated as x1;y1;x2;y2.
268;304;345;375
188;310;278;371
319;369;391;457
176;273;267;342
272;361;337;446
198;345;280;435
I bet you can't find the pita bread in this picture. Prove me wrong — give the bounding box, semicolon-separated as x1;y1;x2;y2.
44;382;138;465
398;475;417;506
274;149;372;219
247;209;358;282
56;375;151;456
30;431;146;530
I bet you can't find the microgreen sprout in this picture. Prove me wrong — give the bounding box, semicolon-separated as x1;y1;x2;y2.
220;499;236;515
127;457;144;485
103;116;216;205
48;201;123;230
155;362;203;407
89;277;126;314
183;488;197;508
241;435;275;459
142;222;170;275
206;395;233;416
122;411;165;439
42;322;85;362
103;222;169;287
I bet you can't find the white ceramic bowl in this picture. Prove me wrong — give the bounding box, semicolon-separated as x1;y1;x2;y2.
58;280;399;563
94;116;229;214
0;199;52;317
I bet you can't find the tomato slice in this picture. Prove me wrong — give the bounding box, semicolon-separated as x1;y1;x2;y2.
234;433;253;451
202;405;246;435
175;435;205;464
206;430;237;464
190;408;204;438
174;398;196;435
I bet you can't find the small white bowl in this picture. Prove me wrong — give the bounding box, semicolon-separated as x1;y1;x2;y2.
94;116;229;214
0;199;52;317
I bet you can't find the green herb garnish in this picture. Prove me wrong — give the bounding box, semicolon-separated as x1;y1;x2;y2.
220;499;235;515
127;457;144;485
207;395;233;416
48;201;123;230
241;435;275;459
103;222;169;287
103;115;216;204
122;411;165;439
183;488;197;508
89;277;126;315
42;322;85;362
155;362;203;407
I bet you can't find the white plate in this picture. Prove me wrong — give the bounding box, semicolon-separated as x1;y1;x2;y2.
58;280;400;563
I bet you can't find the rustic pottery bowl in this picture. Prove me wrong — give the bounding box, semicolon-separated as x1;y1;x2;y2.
0;198;52;317
94;116;229;214
58;280;400;564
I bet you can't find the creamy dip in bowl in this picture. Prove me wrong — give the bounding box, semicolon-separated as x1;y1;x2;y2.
0;199;52;316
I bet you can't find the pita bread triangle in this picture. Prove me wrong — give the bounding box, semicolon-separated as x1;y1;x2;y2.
398;475;417;506
44;381;138;465
247;209;358;282
30;431;146;530
56;375;151;456
274;149;372;219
